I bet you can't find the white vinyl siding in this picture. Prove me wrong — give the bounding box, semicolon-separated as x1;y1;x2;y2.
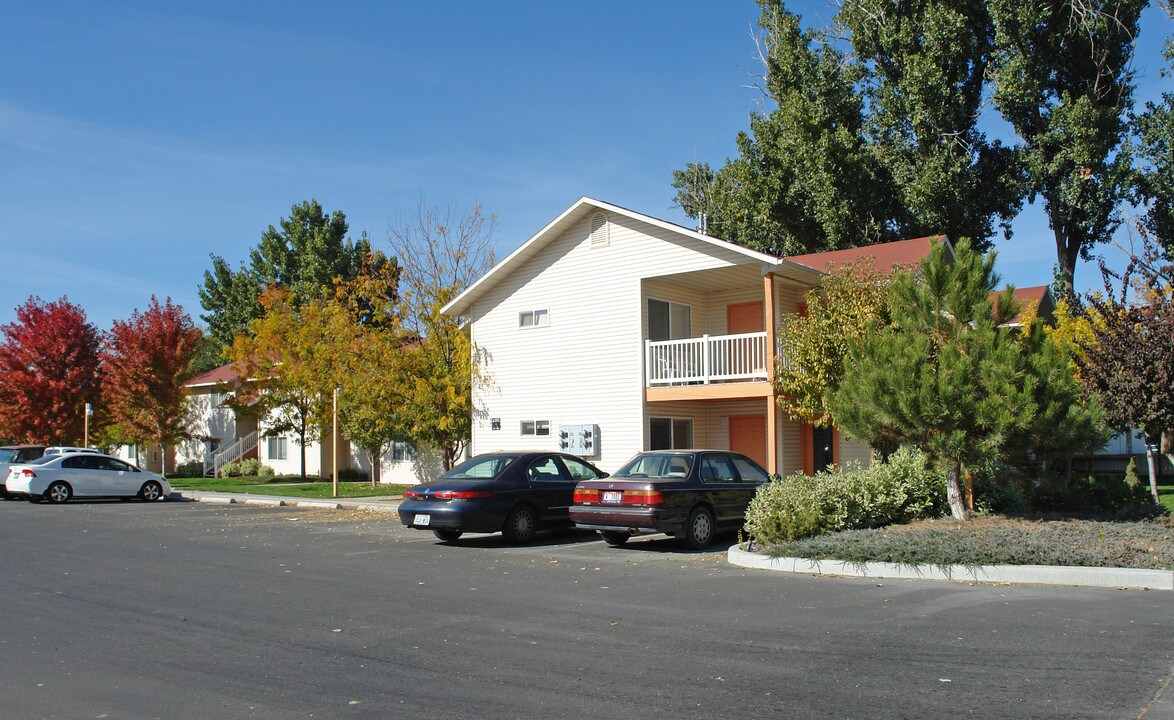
467;211;763;471
838;435;874;470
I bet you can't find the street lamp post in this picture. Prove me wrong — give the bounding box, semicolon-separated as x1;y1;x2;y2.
332;387;339;499
84;403;93;448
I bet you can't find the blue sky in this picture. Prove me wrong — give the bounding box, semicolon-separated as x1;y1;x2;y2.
1;1;1171;331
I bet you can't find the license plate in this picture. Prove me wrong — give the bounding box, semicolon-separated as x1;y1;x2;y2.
603;491;622;504
413;514;431;526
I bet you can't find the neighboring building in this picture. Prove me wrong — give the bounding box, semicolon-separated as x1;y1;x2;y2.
115;363;437;483
442;197;953;477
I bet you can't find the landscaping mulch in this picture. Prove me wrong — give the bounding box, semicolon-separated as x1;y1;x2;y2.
762;515;1174;570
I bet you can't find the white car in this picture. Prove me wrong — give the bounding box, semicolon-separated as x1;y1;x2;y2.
6;453;171;503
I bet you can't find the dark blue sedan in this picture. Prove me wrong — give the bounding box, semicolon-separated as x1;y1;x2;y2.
398;452;607;543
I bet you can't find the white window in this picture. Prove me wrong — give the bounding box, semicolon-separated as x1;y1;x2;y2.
267;436;288;461
391;440;416;462
648;299;691;341
649;417;693;450
521;420;551;436
519;309;549;328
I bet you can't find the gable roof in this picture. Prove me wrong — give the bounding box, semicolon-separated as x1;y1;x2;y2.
785;235;950;274
441;197;818;317
995;285;1055;326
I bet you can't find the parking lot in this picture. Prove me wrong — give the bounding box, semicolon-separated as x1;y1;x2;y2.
2;498;1172;719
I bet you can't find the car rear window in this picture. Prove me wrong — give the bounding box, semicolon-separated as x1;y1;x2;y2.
614;453;693;479
0;449;16;463
444;455;519;480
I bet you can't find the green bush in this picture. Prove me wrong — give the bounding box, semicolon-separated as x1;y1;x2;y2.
219;458;275;478
175;460;205;478
1028;468;1155;517
745;447;947;544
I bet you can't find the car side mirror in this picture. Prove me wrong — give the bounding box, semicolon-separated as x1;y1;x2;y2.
599;472;610;478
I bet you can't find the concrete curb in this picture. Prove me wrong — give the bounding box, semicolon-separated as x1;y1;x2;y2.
728;545;1174;590
172;490;401;513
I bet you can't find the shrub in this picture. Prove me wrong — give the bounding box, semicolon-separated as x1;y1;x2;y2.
220;460;242;478
745;446;947;544
1028;470;1155;517
175;460;205;478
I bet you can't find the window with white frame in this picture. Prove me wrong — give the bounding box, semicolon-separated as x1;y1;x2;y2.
647;299;691;341
518;309;549;328
520;420;551;436
267;436;288;460
649;417;693;450
391;440;416;462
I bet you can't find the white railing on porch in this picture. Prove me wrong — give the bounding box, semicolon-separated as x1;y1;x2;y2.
206;430;258;477
645;332;769;386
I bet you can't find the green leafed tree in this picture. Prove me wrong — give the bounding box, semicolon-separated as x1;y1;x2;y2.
199;199;384;347
1133;37;1174;259
988;0;1145;297
830;240;1103;519
674;3;892;256
674;0;1023;256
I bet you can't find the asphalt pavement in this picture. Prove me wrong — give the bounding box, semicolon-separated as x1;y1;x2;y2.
2;495;1172;719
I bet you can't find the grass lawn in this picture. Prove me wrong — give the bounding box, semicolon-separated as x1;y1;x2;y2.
169;475;409;499
1160;483;1174;514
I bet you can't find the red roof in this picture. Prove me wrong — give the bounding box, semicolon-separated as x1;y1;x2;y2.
786;235;946;274
993;285;1054;325
185;362;240;388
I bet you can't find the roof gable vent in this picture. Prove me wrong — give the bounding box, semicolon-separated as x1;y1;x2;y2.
589;213;610;247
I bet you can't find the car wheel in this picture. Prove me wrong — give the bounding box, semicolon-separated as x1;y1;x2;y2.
683;506;715;550
139;480;164;502
599;530;630;547
45;481;72;504
432;529;463;542
501;505;538;544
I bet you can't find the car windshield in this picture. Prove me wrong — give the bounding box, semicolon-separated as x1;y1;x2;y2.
443;455;519;480
614;453;693;479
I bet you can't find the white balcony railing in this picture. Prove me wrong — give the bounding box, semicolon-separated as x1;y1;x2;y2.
645;332;769;386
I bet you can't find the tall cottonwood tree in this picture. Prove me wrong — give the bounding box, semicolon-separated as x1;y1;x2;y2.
103;297;203;477
1133;37;1174;259
0;297;103;445
674;0;1022;256
989;0;1146;297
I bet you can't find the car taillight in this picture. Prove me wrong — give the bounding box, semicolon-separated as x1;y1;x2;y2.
404;488;420;499
622;489;663;505
434;490;492;500
573;488;600;503
20;469;36;478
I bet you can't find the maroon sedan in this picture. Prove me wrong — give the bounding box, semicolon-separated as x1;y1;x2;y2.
570;450;770;549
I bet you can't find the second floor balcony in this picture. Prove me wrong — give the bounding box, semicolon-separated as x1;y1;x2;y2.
645;332;770;387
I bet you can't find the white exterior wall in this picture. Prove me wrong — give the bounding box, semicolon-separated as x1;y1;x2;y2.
175;389;238;466
468;211;762;474
258;431;322;477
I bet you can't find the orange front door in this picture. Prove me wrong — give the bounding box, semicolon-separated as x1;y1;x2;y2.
727;301;765;334
729;415;768;469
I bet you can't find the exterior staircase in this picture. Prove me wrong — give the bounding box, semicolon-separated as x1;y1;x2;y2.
205;431;258;477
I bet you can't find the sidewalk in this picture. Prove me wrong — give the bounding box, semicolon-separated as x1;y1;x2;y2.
170;489;402;513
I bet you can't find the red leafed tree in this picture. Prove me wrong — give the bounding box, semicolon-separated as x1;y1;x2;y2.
0;297;104;444
103;296;202;476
